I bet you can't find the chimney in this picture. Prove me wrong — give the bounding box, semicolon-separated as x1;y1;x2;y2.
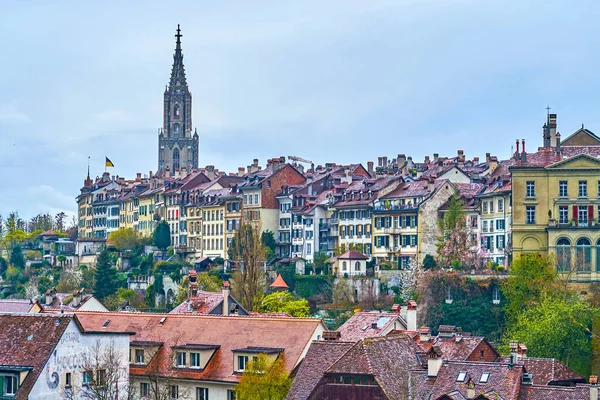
433;153;439;164
188;270;198;298
45;288;56;306
72;289;82;308
367;161;374;176
590;376;598;400
508;340;518;369
473;157;479;164
427;346;443;377
521;139;526;154
382;156;388;169
419;327;431;343
486;153;491;164
205;165;215;180
556;132;561;154
323;330;341;341
136;172;142;182
238;167;245;177
391;304;401;314
515;139;520;160
406;300;417;331
397;154;407;165
424;155;430;164
378;157;383;167
516;343;527;360
222;282;230;315
549;113;557;147
454;332;463;343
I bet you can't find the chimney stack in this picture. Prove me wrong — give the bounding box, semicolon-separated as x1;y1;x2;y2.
556;132;562;155
473;157;479;164
590;376;598;400
549;113;558;147
397;154;407;165
222;282;230;315
509;340;518;369
367;161;374;176
238;167;245;177
419;327;431;343
382;156;388;169
427;346;443;377
424;155;430;164
517;343;527;360
433;153;439;164
323;330;341;341
136;173;142;182
521;139;526;154
406;300;418;331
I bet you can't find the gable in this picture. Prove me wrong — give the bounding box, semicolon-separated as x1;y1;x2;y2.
546;153;600;170
561;128;600;147
437;167;470;184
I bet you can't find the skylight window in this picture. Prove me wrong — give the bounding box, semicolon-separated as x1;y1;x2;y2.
102;319;111;327
159;317;166;325
457;372;467;382
480;372;490;383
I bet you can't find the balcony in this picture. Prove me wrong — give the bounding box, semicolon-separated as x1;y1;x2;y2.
548;219;600;230
373;205;418;214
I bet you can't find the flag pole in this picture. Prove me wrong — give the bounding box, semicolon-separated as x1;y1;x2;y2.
105;156;107;173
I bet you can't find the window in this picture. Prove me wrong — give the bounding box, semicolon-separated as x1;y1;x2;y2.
83;370;93;384
141;382;150;397
173;148;180;170
457;372;467;382
526;206;536;224
97;369;106;385
495;219;505;231
579;206;589;226
342;261;347;271
66;372;72;387
306;243;312;255
191;352;200;368
4;375;18;395
489;201;494;213
524;181;535;198
482;221;488;233
496;235;505;250
135;349;145;364
483;202;488;213
254;194;259;204
480;350;485;360
173;123;180;138
176;352;186;367
576;237;592;272
480;372;490;383
579;181;588;197
238;355;249;371
170;385;179;399
556;238;572;272
228;390;237;400
196;387;209;400
498;199;504;212
559;206;569;224
355;261;360;271
559;181;568;197
596;239;600;273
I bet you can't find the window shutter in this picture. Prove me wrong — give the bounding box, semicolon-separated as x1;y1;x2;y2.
589;205;594;221
573;205;578;220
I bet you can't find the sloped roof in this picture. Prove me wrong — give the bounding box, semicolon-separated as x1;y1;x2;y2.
74;312;325;384
270;274;289;289
338;250;368;260
0;314;72;399
0;299;37;313
518;384;591;400
337;311;407;341
415;335;499;362
287;341;355;400
168;290;227;315
496;356;584;386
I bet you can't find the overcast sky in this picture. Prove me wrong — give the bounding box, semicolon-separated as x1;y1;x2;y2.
2;0;600;220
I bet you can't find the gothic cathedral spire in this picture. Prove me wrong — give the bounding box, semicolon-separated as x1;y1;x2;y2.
158;24;199;173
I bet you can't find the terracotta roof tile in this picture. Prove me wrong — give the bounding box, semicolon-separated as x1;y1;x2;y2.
0;299;36;313
337;311;407;341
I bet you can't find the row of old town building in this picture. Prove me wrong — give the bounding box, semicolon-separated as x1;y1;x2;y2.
77;113;600;281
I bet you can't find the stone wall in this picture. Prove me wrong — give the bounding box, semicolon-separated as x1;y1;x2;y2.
418;182;455;263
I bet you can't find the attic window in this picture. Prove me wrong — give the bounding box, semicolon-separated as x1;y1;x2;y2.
103;320;111;327
480;372;490;383
457;372;467;382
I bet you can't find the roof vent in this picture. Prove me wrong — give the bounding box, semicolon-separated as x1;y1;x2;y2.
103;319;111;327
159;317;167;325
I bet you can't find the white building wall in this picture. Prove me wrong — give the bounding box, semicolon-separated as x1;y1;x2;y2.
29;319;130;399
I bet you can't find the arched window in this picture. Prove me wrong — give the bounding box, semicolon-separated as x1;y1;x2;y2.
173;123;180;138
174;104;180;119
556;237;571;272
355;261;360;271
342;261;347;271
173;148;180;170
576;237;592;272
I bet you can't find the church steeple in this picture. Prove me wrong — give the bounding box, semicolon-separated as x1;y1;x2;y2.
169;24;187;90
158;25;199;173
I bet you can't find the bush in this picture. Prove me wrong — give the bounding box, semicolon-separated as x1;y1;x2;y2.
295;275;333;301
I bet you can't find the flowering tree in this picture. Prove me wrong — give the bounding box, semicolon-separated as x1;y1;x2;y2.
436;193;486;270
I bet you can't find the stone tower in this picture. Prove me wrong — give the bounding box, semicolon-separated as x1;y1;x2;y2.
158;24;199;173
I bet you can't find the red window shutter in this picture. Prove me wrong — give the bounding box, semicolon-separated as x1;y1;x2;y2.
573;205;578;220
176;209;179;219
589;205;594;220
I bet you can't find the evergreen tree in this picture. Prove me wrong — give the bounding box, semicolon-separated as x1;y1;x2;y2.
94;250;119;299
10;243;25;270
153;221;171;250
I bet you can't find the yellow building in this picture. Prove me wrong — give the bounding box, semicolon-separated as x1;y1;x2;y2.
137;188;157;238
511;123;600;280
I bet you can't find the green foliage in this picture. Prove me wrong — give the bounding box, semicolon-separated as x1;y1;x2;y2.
153;221;171;250
423;254;437;270
10;244;25;269
37;277;53;296
0;257;7;278
6;266;24;285
25;250;41;261
235;354;292;400
108;228;140;251
93;250;119;300
261;291;310;317
313;251;329;274
502;253;560;324
502;295;595;376
176;272;223;304
230;224;267;311
295;275;332;301
261;230;276;260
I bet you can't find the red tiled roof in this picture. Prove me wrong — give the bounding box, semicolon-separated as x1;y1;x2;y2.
287;341;355;400
415;335;498;361
0;314;72;399
337;311;407;341
496;356;584;386
270;274;289;289
338;250;368;260
74;312;324;383
168;290;226;315
518;384;591;400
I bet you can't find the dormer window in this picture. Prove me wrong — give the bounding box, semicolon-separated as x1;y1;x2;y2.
135;349;145;364
190;352;200;368
237;355;248;371
176;352;187;367
3;375;18;396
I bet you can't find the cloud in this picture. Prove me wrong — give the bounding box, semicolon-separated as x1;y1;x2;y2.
0;105;31;123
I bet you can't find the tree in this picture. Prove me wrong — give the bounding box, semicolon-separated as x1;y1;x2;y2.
108;228;140;252
37;276;53;296
261;291;310;317
94;250;119;300
153;221;171;250
313;251;329;274
55;211;67;232
436;193;484;269
423;254;437;270
236;354;292;400
261;230;277;260
0;257;8;279
9;244;25;269
502;295;595;376
62;339;132;400
333;243;362;257
332;278;354;309
502;253;560;324
230;224;267;311
175;272;222;304
57;254;67;268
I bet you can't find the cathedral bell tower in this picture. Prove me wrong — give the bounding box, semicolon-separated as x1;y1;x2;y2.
158;25;199;173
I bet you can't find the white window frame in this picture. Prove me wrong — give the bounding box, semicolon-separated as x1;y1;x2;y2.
190;352;201;369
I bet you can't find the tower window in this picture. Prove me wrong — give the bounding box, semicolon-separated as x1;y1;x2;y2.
173;123;180;138
173;148;180;170
174;104;180;118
